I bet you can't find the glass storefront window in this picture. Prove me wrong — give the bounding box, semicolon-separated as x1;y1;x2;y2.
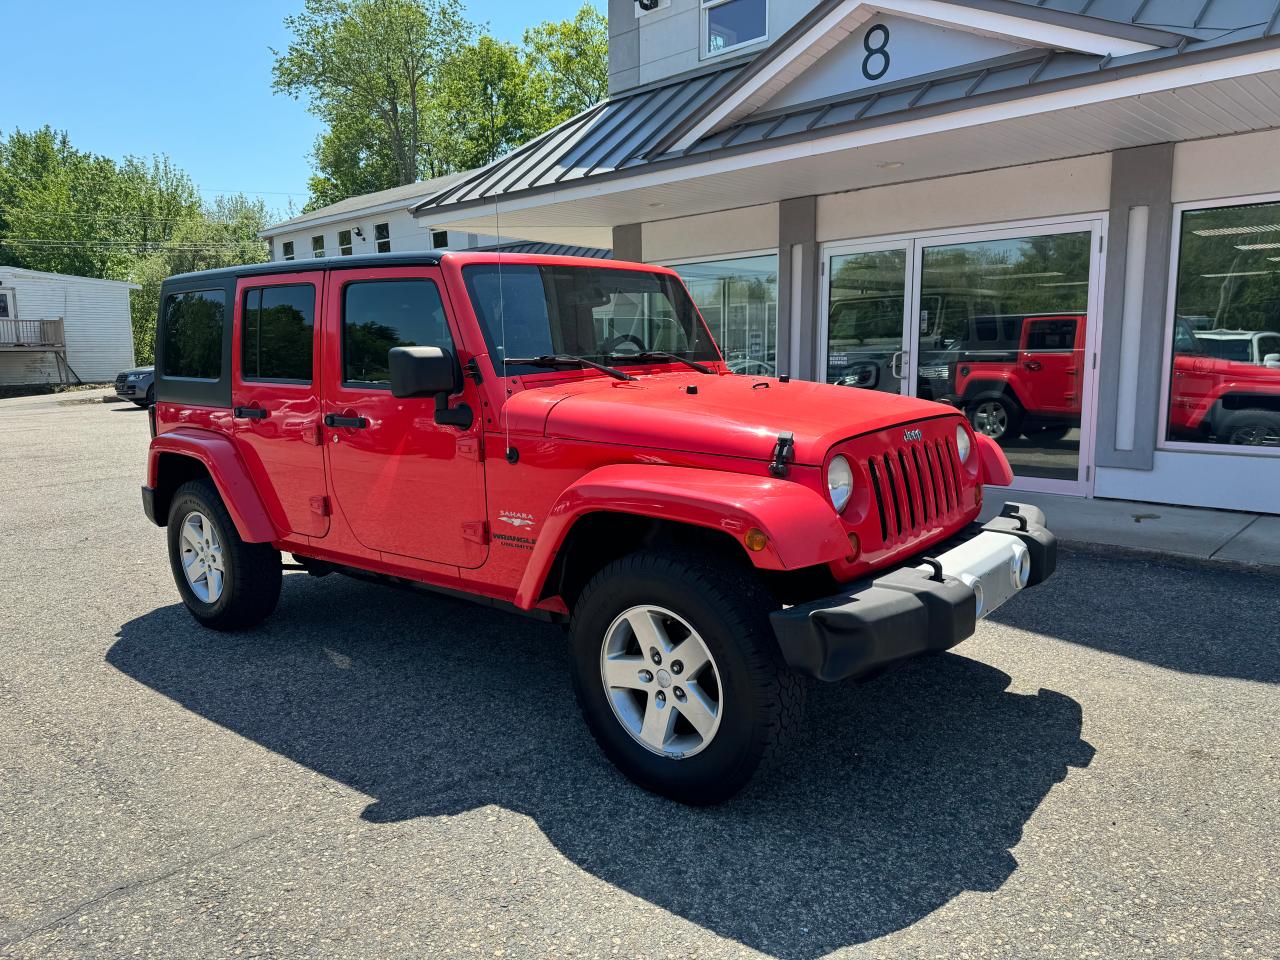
916;231;1092;482
826;247;908;392
1167;200;1280;449
672;255;779;375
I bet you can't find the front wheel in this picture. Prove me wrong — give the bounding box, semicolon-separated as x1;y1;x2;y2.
966;395;1023;443
569;549;804;805
166;479;282;630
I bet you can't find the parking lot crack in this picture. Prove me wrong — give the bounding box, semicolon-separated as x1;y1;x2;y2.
0;829;278;950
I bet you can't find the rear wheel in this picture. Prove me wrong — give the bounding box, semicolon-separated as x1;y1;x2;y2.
1027;423;1071;442
569;549;804;805
966;395;1023;443
1220;409;1280;446
166;479;282;630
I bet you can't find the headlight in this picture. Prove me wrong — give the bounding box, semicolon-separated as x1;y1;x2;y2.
827;455;853;512
127;373;144;381
955;423;972;463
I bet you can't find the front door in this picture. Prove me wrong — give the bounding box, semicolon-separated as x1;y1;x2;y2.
231;272;329;538
321;267;487;568
821;242;911;393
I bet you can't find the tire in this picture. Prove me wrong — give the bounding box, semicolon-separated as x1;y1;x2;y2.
966;395;1023;443
1218;409;1280;446
145;385;155;406
1027;423;1071;442
569;548;804;805
166;479;282;631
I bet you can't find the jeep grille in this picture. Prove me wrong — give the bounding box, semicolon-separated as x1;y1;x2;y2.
865;432;966;543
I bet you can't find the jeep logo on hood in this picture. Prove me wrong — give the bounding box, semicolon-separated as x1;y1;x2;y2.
903;428;924;442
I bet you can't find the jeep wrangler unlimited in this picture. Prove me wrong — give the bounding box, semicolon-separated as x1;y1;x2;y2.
141;252;1055;804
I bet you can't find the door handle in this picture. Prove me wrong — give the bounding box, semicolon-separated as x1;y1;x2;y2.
233;406;269;419
1023;360;1042;371
890;351;907;379
324;414;368;429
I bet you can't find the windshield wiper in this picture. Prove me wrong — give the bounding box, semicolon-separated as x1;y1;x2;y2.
608;351;715;375
502;354;637;382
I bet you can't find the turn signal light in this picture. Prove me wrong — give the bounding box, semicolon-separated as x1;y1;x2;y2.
744;528;768;552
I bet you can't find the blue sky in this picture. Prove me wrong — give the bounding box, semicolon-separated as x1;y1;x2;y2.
5;0;594;219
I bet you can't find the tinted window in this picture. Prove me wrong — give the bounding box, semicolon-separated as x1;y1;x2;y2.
342;279;451;385
242;284;315;382
1026;318;1076;351
162;290;224;380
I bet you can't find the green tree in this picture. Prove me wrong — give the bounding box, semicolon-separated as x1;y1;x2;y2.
436;36;539;170
0;127;270;366
272;0;473;189
524;4;608;125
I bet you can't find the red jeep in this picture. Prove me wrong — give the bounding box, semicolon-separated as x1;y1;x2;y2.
947;314;1085;443
949;313;1280;446
141;253;1055;804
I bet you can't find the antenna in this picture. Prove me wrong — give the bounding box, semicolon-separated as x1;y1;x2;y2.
496;198;515;463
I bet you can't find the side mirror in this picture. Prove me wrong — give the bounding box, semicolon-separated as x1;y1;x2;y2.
1264;353;1280;368
389;346;458;398
388;346;473;429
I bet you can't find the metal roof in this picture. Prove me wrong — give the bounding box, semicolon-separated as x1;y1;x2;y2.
413;0;1280;219
470;240;614;259
260;172;469;236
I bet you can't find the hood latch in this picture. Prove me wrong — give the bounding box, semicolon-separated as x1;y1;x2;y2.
768;432;795;478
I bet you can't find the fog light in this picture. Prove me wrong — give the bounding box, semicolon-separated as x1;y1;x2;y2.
1012;545;1031;589
846;531;860;561
744;528;768;552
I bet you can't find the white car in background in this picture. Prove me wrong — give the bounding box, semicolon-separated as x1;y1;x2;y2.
1194;329;1280;367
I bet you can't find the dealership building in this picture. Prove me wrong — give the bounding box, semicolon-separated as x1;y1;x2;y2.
396;0;1280;514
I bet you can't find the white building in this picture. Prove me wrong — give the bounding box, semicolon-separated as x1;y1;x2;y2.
403;0;1280;515
0;268;138;386
259;174;514;262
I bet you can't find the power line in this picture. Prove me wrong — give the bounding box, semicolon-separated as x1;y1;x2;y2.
0;237;262;250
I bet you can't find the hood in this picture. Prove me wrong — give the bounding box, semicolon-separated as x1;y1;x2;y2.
504;371;959;465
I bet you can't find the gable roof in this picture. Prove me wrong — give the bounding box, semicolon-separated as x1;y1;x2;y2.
260;171;469;237
414;0;1280;218
0;266;141;291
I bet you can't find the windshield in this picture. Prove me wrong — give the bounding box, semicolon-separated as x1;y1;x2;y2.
462;264;720;373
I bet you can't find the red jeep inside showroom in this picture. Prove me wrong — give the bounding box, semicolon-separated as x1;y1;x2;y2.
939;313;1280;447
141;252;1055;803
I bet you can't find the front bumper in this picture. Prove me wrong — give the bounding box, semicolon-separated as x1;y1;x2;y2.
770;501;1055;682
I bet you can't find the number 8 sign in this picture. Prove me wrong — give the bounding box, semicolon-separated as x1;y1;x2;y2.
862;24;890;81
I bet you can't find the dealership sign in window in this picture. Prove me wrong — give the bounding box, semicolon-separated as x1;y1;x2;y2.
1167;201;1280;449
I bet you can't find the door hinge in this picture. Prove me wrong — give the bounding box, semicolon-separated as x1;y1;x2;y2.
457;435;483;461
1085;466;1092;481
1092;352;1098;370
310;495;331;517
303;421;324;445
462;520;489;545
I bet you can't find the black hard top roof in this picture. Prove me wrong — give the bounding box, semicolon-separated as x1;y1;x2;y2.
161;249;643;287
163;252;445;286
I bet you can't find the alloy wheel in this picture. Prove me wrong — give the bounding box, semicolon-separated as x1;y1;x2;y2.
180;511;225;603
600;605;723;759
972;400;1009;439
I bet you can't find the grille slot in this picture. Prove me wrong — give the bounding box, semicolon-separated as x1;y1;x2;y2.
865;428;967;544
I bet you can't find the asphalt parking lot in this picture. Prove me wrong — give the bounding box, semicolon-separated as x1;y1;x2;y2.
1;392;1276;959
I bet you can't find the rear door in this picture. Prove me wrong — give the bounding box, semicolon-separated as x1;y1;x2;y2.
321;266;487;568
231;272;329;538
1019;316;1082;416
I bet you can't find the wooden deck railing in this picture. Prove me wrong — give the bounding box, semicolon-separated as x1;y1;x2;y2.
0;317;65;349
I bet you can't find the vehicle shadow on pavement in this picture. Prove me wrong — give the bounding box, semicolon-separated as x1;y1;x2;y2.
109;575;1093;959
988;549;1280;683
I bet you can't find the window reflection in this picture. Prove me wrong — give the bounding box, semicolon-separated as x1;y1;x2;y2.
1167;202;1280;448
673;255;778;376
917;232;1091;482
